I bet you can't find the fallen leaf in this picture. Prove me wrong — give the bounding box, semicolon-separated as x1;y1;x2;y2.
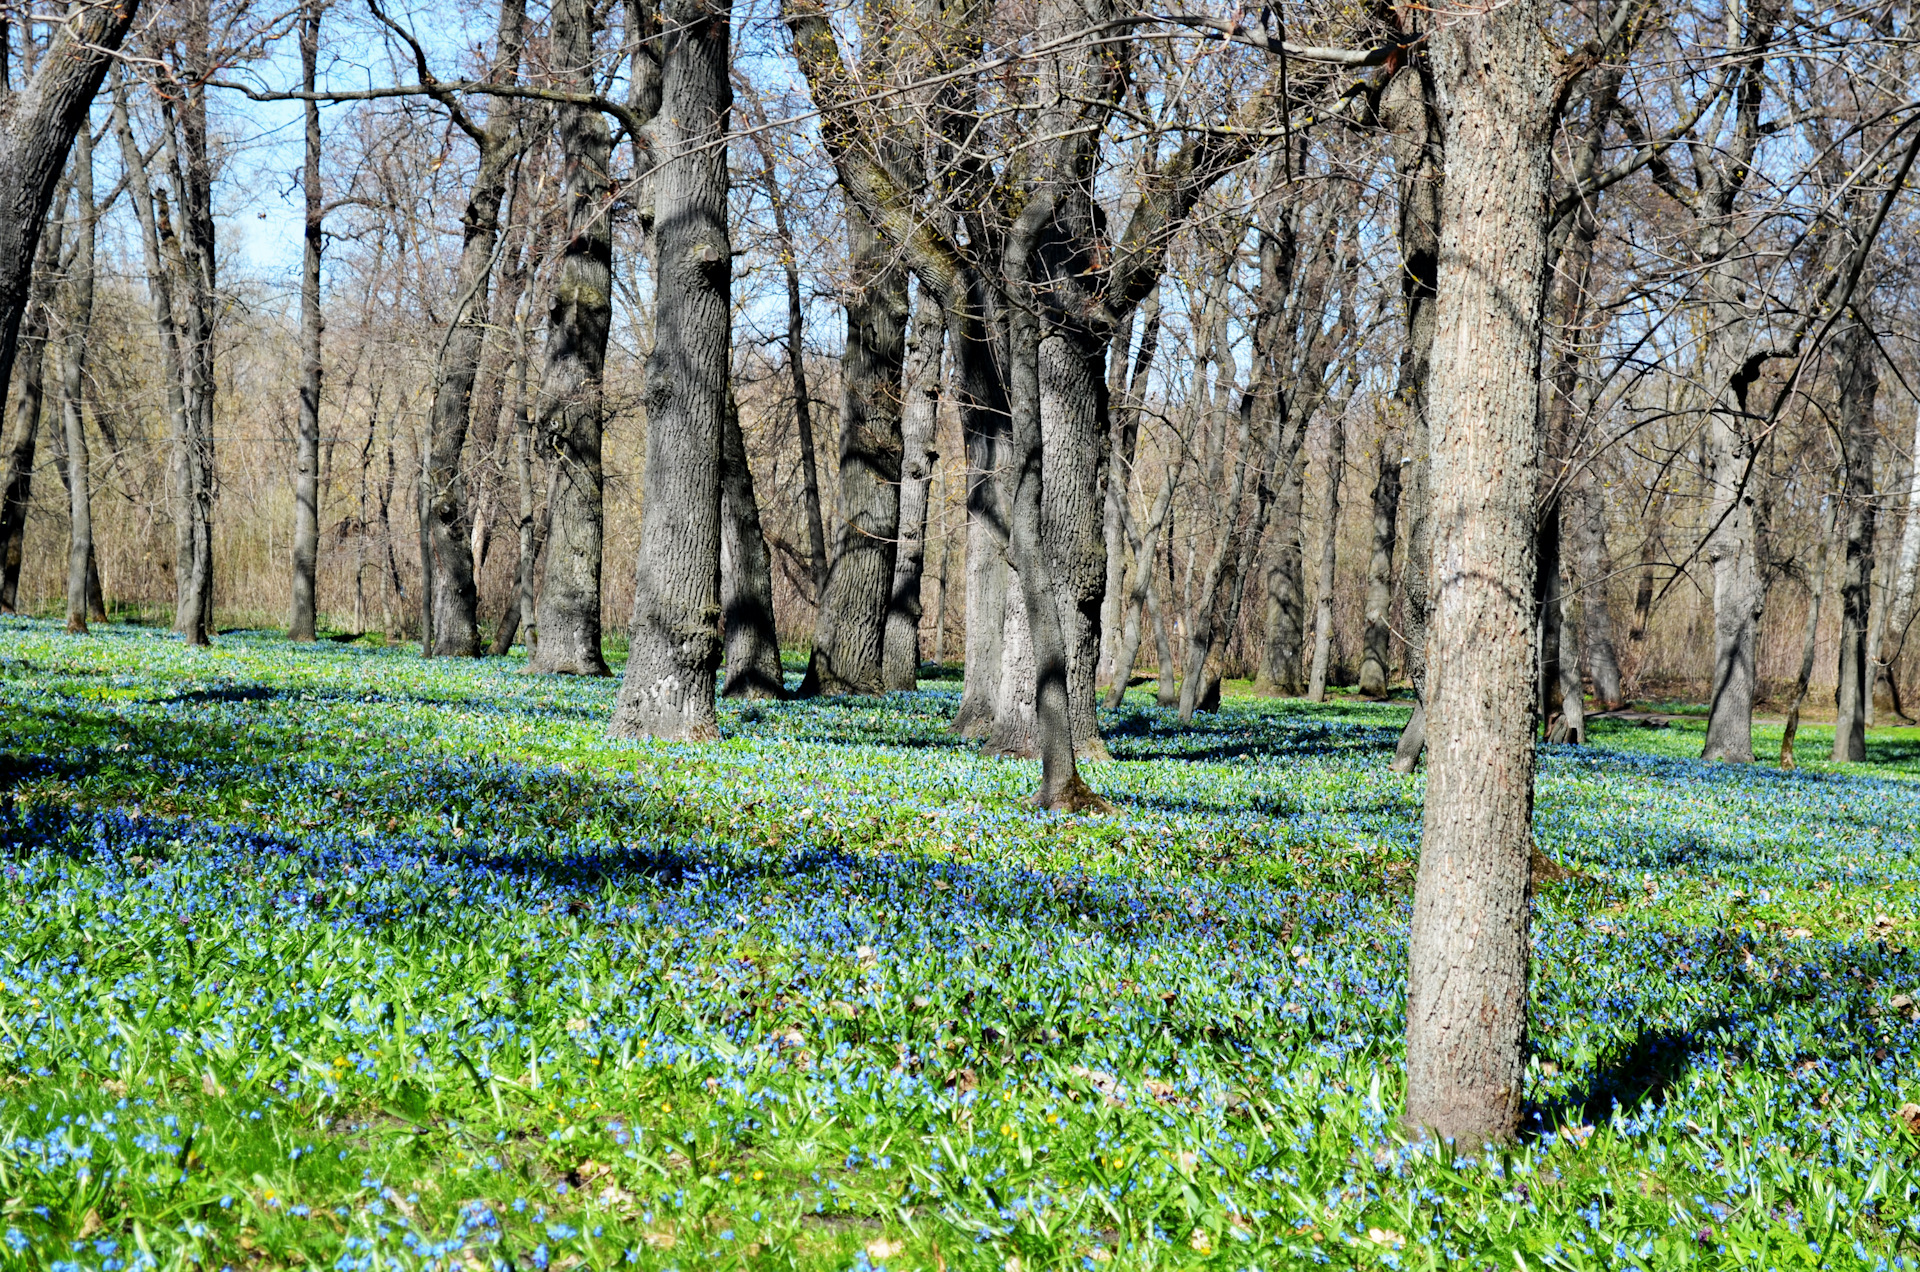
865;1237;905;1260
1188;1228;1213;1254
1899;1103;1920;1135
1367;1227;1405;1249
643;1231;676;1250
1891;993;1917;1022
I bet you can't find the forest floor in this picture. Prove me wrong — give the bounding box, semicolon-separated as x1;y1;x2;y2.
0;617;1916;1271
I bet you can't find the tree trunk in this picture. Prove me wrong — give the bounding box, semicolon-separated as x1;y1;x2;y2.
1254;440;1306;696
1038;329;1110;755
1780;496;1834;769
1832;308;1879;762
1105;452;1183;708
951;400;1008;736
1358;442;1402;697
59;124;97;634
425;0;528;658
529;0;616;676
1569;459;1623;707
289;0;324;641
1552;557;1586;744
608;0;730;738
173;23;219;647
0;0;137;490
1306;413;1345;702
1403;0;1555;1150
1878;405;1920;705
110;76;195;633
883;291;945;689
1536;501;1562;730
0;268;49;614
801;208;907;696
720;388;783;698
985;567;1035;756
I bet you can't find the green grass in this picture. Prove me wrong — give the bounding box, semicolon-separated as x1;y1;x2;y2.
0;618;1916;1271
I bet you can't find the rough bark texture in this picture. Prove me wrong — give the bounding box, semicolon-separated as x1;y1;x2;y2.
0;251;51;614
1832;310;1879;762
59;125;97;633
883;291;945;690
174;24;219;646
1358;442;1402;697
1570;460;1622;706
720;390;784;699
529;0;615;676
1038;330;1110;755
1384;62;1441;773
802;209;907;697
1403;0;1554;1149
1254;443;1307;695
985;570;1035;756
608;0;730;738
425;0;527;658
0;0;137;493
289;0;324;642
1695;2;1783;763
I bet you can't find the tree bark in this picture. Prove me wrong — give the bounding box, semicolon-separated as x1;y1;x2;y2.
801;207;907;696
609;0;730;738
492;315;538;656
1105;451;1183;708
883;290;945;689
1306;412;1345;702
1403;0;1555;1150
289;0;324;641
0;0;137;487
1384;61;1442;773
1254;440;1306;696
1832;308;1879;762
1038;329;1110;754
172;19;219;647
1878;405;1920;704
424;0;528;658
720;388;784;698
529;0;616;676
0;244;52;614
1358;442;1402;697
58;123;97;634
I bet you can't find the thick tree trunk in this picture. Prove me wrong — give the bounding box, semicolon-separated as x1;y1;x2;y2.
174;29;219;647
59;126;97;634
951;395;1008;736
1306;413;1345;702
1403;0;1554;1150
984;568;1035;755
1358;443;1402;697
1038;330;1109;755
883;291;945;689
609;0;730;738
0;0;137;480
1832;310;1879;762
289;0;324;641
0;269;50;614
801;209;907;696
720;389;783;698
1001;214;1103;810
529;0;616;676
1700;377;1763;762
425;0;527;658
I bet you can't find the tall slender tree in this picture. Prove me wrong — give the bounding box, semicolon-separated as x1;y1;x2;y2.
289;0;325;641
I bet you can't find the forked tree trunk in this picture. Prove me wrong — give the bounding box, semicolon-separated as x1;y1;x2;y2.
424;0;528;658
289;0;324;641
883;291;945;690
529;0;616;676
720;389;783;698
1403;0;1554;1149
609;0;730;739
802;208;907;697
1832;309;1879;762
58;125;98;634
